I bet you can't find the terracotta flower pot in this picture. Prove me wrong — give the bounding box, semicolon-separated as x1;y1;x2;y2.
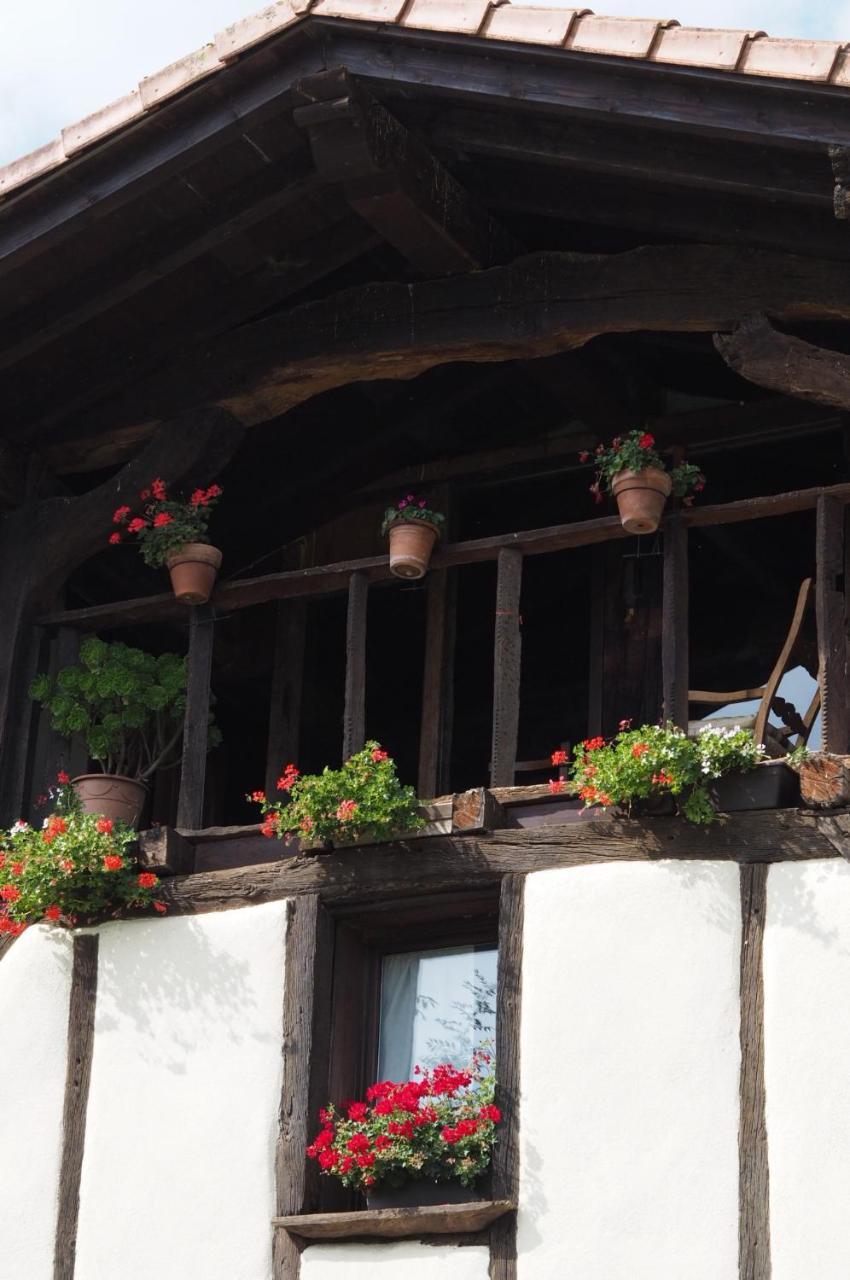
72;774;148;830
611;468;672;535
165;542;222;605
387;521;440;580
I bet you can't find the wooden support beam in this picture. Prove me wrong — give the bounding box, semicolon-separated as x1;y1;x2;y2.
816;495;848;753
829;145;850;220
662;515;689;729
55;934;98;1280
490;874;524;1280
716;313;850;411
176;606;215;831
418;569;457;799
343;572;368;760
266;600;307;797
490;550;523;788
739;863;771;1280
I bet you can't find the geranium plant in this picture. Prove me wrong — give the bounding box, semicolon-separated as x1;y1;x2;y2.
29;635;220;781
381;494;445;538
565;721;765;824
306;1051;500;1193
580;430;705;505
109;477;222;568
249;742;422;847
0;776;165;935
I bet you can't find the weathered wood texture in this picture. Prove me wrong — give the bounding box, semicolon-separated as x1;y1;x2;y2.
274;1200;515;1242
490;875;524;1280
343;572;368;760
716;314;850;412
739;864;771;1280
491;549;523;787
799;753;850;808
418;569;457;800
159;809;839;917
662;515;689;728
54;934;98;1280
176;606;215;831
816;495;848;753
275;896;335;1280
136;825;194;876
266;600;307;798
452;788;506;833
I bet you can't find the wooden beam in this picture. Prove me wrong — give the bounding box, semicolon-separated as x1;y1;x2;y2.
275;1200;515;1242
739;863;771;1280
55;934;98;1280
829;145;850;220
715;313;850;411
176;606;215;830
490;874;524;1280
40;479;850;633
266;600;307;798
816;495;848;753
662;515;689;729
490;549;523;788
343;572;368;760
418;569;457;799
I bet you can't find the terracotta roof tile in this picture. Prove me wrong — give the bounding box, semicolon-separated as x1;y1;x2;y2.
739;35;841;82
653;26;761;71
214;3;305;62
568;14;677;59
138;44;221;110
483;5;588;45
401;0;507;37
312;0;410;20
61;91;145;157
0;138;66;194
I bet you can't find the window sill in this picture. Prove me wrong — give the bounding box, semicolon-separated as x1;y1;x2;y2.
273;1198;515;1241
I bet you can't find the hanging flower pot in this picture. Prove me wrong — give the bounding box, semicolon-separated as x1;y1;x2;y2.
72;774;148;830
382;495;445;580
166;542;223;605
611;468;672;535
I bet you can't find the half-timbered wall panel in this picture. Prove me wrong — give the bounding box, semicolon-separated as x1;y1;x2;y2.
301;1243;490;1280
517;863;741;1280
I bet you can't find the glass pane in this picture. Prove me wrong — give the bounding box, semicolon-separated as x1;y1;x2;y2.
377;944;497;1082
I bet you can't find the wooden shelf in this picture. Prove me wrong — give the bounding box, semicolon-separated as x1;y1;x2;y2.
273;1198;515;1241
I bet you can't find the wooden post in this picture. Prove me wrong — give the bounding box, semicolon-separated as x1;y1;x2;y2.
176;606;215;830
489;873;524;1280
587;548;606;736
817;494;848;753
490;548;523;788
342;572;368;761
55;935;98;1280
662;514;689;728
418;569;457;799
265;600;307;796
739;863;771;1280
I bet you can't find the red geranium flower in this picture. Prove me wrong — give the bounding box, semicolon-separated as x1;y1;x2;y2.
57;771;70;784
44;905;61;922
639;432;655;449
127;517;147;534
151;478;167;500
551;749;568;766
108;533;122;545
1;886;20;902
548;778;566;794
137;872;158;889
96;818;114;834
103;855;123;871
153;902;168;914
153;512;173;528
631;743;649;759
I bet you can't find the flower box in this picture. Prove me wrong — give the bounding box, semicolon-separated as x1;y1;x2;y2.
708;761;800;813
365;1180;484;1210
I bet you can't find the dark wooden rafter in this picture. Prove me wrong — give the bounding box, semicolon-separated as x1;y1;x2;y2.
55;934;98;1280
828;145;850;220
715;313;850;411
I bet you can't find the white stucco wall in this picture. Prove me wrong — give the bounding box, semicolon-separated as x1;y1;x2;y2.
517;861;741;1280
73;901;288;1280
301;1243;490;1280
764;859;850;1280
0;925;74;1280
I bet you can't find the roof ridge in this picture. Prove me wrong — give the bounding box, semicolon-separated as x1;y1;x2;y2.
2;1;849;202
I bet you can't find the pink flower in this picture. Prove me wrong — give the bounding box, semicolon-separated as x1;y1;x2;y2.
112;505;131;524
108;533;122;545
336;800;358;823
152;512;173;528
371;748;389;763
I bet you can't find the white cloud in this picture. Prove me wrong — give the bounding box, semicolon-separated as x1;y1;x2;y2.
0;0;847;167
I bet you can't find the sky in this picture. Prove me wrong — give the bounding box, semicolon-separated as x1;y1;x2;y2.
0;0;848;168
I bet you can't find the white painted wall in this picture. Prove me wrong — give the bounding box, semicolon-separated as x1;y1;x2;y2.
517;861;741;1280
301;1242;490;1280
74;901;288;1280
0;925;74;1280
764;859;850;1280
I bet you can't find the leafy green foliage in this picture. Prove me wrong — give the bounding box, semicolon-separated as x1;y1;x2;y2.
580;429;706;504
307;1051;499;1193
250;742;423;847
381;493;446;539
29;636;220;780
0;781;164;933
569;722;765;825
109;477;222;568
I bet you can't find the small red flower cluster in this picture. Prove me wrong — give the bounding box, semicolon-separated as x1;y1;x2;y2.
335;799;357;823
102;854;124;871
108;477;223;567
631;742;650;759
276;764;299;793
190;484;222;507
551;749;568;766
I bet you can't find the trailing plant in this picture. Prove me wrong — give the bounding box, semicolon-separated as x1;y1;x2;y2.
381;493;445;538
29;636;220;780
565;721;765;825
306;1050;500;1193
579;430;705;505
248;742;423;847
787;741;810;769
0;776;165;934
109;476;223;568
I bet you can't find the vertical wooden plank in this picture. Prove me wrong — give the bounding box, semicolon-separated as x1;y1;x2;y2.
662;514;689;728
265;600;307;796
490;549;523;788
418;569;458;799
28;626;87;812
817;494;848;753
342;572;368;761
176;606;215;830
54;934;99;1280
739;863;771;1280
274;896;334;1280
587;547;605;737
489;873;524;1280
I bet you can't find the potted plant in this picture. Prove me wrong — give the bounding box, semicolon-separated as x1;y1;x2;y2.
306;1051;500;1208
580;431;705;534
565;721;766;824
248;741;422;850
0;775;166;936
110;477;223;604
382;494;445;580
29;636;220;828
